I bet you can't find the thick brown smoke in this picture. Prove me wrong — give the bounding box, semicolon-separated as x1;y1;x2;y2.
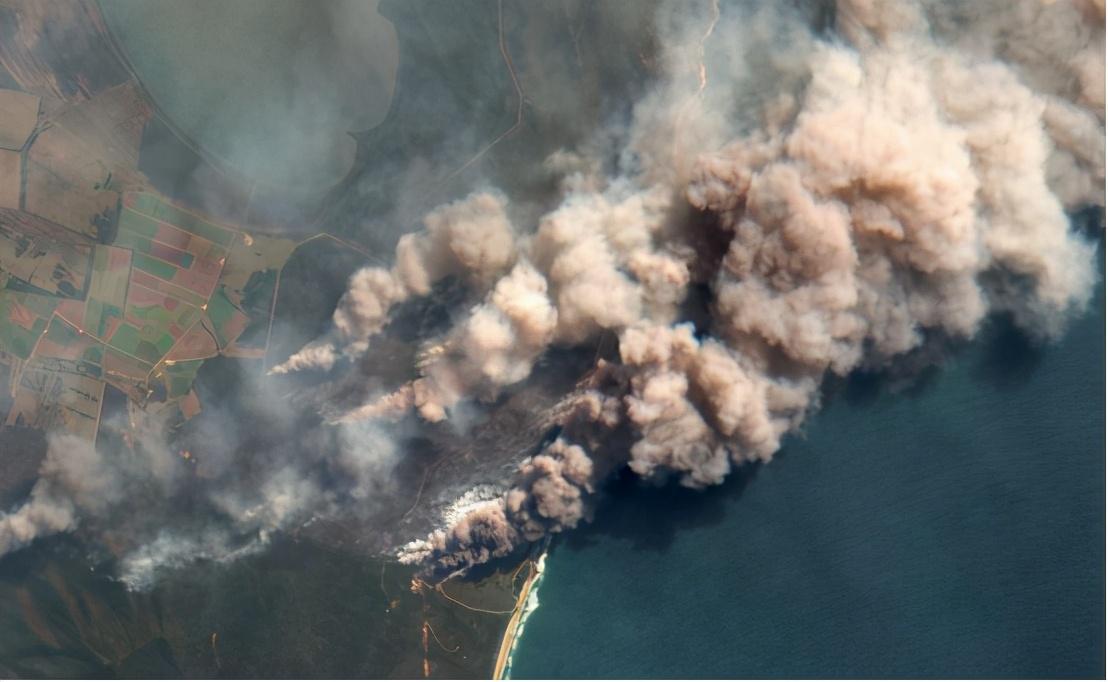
507;438;595;540
281;0;1104;578
271;191;517;374
398;437;595;572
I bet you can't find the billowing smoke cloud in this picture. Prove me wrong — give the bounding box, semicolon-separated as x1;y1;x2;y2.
287;0;1102;577
271;191;517;374
1;0;1102;587
329;183;694;424
398;437;595;573
403;260;558;422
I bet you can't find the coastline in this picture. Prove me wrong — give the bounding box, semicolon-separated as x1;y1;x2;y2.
492;551;546;680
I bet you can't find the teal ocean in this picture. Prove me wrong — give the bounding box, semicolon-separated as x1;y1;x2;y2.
510;238;1105;679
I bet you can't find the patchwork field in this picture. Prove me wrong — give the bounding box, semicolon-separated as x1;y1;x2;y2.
0;70;335;446
0;188;296;440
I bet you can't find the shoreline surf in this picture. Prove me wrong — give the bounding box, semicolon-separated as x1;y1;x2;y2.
493;551;546;680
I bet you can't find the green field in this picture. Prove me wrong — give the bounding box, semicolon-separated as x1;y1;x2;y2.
0;291;58;359
127;193;237;247
131;252;179;282
205;286;246;347
0;187;299;442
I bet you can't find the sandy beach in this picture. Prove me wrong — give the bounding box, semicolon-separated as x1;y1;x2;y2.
493;552;547;679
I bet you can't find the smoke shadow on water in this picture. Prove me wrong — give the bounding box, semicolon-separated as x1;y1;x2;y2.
508;230;1105;679
557;340;956;559
971;314;1047;391
823;360;945;410
562;464;760;555
973;228;1105;392
563;232;1105;564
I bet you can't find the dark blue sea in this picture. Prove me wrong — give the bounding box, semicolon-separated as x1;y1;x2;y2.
510;239;1105;679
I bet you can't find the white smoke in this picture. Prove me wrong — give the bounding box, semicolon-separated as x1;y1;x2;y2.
118;529;270;591
0;432;181;557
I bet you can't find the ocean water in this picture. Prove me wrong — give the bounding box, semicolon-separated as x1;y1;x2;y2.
510;241;1105;679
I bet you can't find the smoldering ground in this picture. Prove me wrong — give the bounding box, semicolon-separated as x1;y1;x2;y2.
0;0;1103;587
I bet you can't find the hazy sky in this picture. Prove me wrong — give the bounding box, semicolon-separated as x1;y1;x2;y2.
100;0;399;189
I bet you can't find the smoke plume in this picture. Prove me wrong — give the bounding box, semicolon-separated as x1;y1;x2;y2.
271;191;517;374
0;0;1102;586
290;0;1103;577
